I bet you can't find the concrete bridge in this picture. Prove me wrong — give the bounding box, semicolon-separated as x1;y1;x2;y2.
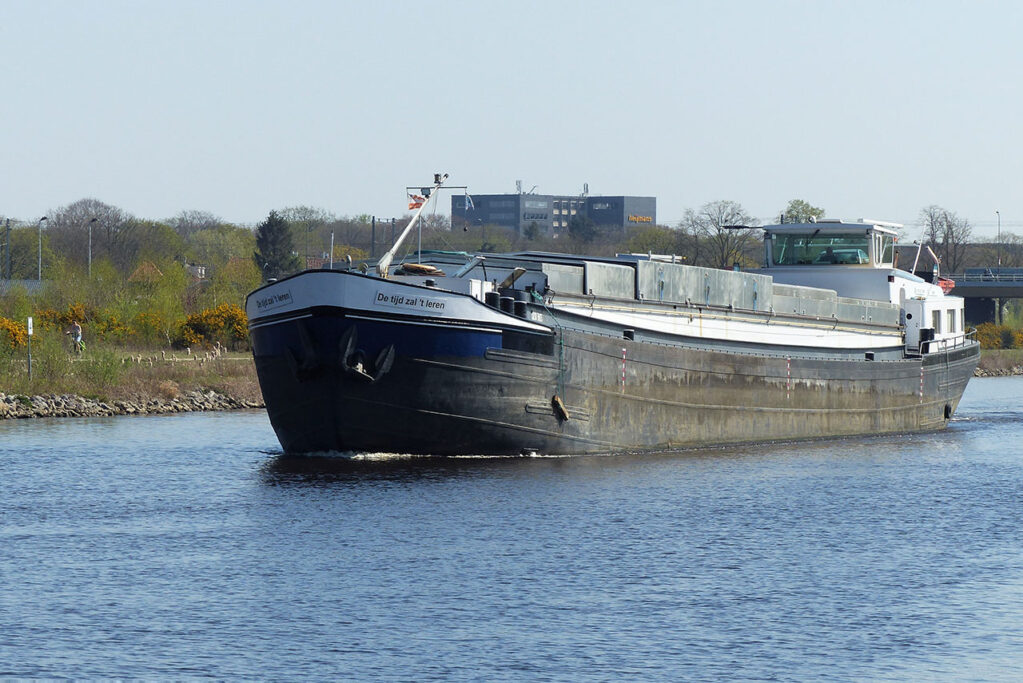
945;268;1023;324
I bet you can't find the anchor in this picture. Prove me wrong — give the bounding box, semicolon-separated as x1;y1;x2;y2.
339;325;395;383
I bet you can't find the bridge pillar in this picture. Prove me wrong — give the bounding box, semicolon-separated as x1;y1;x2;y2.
965;297;998;326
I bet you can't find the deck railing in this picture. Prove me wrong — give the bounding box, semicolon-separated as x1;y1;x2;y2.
908;328;976;357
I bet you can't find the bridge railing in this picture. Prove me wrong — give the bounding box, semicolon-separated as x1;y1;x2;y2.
948;268;1023;282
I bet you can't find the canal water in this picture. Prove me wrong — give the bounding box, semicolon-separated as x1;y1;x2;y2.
2;378;1021;680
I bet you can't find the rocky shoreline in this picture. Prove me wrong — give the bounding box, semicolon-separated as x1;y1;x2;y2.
0;389;263;420
973;366;1023;377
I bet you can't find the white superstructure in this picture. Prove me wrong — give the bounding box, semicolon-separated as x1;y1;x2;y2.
758;219;968;354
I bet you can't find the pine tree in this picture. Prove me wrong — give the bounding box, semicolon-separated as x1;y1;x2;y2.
253;210;301;280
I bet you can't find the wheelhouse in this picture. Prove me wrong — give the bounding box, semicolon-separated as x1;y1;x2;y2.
763;220;899;269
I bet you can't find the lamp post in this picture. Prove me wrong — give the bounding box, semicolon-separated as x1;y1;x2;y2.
88;217;97;277
37;216;47;280
2;218;9;279
996;210;1001;268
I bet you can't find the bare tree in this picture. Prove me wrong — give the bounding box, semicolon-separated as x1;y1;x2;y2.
281;206;335;264
46;198;132;272
919;205;972;273
681;200;760;269
998;232;1023;268
167;210;223;237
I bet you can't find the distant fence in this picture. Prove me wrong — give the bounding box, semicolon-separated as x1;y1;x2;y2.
0;279;45;295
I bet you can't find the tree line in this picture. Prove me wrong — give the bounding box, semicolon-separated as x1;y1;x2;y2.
3;195;1020;351
6;197;1017;287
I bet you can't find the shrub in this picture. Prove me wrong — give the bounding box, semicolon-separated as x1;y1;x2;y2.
1001;326;1018;350
0;317;28;350
976;322;1003;349
90;312;132;344
78;347;123;391
131;312;171;347
175;303;248;349
157;380;180;399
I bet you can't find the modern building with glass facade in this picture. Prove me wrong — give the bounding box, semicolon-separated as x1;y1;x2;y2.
451;192;656;236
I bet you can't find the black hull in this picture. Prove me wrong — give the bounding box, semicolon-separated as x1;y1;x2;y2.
251;308;980;456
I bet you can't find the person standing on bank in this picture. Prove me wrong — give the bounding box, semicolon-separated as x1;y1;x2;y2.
66;320;83;353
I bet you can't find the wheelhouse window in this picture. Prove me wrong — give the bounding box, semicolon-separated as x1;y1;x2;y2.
770;232;870;265
879;235;895;265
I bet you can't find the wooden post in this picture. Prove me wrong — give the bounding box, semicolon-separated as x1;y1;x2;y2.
27;316;33;381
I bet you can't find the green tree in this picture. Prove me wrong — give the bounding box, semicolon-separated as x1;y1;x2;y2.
330;245;369;264
187;225;256;271
626;225;678;255
282;206;334;267
780;199;825;223
253;211;300;280
130;221;187;268
568;215;598;242
3;225;57;280
196;258;262;310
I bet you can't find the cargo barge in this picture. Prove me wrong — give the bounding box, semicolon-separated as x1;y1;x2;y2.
246;176;979;455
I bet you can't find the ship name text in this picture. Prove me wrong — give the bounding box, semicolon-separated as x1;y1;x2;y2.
375;291;446;311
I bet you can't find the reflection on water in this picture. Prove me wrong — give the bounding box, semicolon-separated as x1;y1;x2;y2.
1;379;1022;680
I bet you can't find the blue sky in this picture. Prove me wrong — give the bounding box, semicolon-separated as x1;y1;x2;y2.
3;0;1021;237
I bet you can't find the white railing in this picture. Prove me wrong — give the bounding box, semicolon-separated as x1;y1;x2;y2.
910;329;976;356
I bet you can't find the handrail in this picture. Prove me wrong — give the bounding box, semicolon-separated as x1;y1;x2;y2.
911;329;976;356
946;270;1023;283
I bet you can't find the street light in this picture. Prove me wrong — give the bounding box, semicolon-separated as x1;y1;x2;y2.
37;216;47;281
996;210;1001;268
88;217;97;277
2;218;9;280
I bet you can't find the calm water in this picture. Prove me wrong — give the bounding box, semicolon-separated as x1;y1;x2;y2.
2;379;1022;681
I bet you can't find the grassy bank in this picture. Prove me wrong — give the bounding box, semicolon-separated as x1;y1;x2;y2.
0;340;260;404
976;348;1023;374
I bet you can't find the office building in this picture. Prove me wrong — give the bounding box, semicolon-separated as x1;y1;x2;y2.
451;189;656;236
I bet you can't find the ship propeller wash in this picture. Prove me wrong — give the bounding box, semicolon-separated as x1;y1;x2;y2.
246;175;979;455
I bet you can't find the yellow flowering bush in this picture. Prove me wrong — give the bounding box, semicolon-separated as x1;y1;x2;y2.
975;322;1021;349
175;303;248;349
0;317;28;350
